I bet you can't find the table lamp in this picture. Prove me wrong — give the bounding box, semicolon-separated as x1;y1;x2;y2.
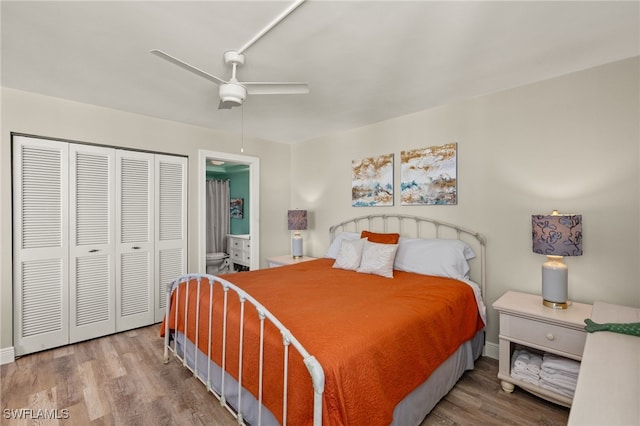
532;210;582;309
287;210;307;259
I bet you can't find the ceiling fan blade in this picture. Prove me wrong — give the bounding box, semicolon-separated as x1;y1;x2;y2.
237;0;306;55
150;49;227;86
243;82;309;95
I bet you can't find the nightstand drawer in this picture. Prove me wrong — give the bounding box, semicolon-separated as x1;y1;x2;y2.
501;314;586;357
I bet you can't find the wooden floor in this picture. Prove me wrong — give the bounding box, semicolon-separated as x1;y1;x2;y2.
1;325;569;425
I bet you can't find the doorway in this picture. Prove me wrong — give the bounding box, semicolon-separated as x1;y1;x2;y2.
198;150;260;272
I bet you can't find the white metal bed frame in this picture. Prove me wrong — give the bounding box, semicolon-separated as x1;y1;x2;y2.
163;214;486;426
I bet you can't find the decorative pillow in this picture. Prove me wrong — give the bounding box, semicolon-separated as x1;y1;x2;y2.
325;232;360;259
357;241;399;278
332;238;367;271
394;238;475;279
361;230;400;244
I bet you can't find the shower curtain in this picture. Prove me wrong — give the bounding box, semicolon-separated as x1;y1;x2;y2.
206;179;230;254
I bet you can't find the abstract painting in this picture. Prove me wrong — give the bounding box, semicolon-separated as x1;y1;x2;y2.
230;198;244;218
352;153;394;207
401;143;457;205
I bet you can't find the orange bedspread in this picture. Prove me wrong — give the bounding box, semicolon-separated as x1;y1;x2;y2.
163;258;483;426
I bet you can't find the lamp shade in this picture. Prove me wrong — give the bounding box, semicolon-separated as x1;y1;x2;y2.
532;213;582;256
287;210;307;231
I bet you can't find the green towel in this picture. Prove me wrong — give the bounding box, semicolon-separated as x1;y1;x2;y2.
584;318;640;337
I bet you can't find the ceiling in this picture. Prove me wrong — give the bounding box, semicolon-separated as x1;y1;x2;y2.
2;1;638;144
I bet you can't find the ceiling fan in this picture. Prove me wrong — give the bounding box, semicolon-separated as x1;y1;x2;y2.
151;0;309;109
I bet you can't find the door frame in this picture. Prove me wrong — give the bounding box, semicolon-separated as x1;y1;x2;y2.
197;149;260;272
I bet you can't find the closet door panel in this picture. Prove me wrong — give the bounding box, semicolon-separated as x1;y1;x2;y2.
155;155;187;322
116;151;154;331
12;136;69;356
69;144;116;343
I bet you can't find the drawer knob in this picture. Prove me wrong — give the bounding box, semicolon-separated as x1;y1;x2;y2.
546;333;555;341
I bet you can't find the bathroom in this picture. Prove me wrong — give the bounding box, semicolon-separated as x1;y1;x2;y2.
206;160;250;275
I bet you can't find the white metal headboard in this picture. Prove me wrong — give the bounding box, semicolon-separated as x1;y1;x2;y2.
329;214;487;299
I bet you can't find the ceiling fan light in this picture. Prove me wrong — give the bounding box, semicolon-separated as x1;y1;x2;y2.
219;83;246;106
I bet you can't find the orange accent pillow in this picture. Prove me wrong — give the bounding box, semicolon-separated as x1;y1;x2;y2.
361;230;400;244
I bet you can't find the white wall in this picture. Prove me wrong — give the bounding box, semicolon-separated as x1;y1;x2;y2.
0;88;292;351
291;57;640;347
2;57;638;356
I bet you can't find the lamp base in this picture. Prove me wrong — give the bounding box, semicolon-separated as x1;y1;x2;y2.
291;232;303;259
541;255;569;310
542;299;569;310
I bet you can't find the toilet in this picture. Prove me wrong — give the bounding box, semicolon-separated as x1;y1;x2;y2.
206;252;230;275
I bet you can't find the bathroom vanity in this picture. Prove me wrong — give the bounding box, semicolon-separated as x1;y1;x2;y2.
228;234;251;271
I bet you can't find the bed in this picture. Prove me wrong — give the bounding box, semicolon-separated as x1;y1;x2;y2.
162;214;487;425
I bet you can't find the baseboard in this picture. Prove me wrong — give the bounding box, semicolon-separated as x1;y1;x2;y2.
484;341;499;360
0;346;15;365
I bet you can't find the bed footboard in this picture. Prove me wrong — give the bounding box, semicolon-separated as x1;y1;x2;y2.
163;273;324;426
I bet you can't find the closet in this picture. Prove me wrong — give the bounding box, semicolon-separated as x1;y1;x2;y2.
12;135;187;356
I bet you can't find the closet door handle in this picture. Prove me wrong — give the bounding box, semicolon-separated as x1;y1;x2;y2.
89;249;100;253
132;246;141;250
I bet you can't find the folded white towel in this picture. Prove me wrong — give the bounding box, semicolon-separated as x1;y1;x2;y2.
514;350;531;370
512;368;539;380
511;350;522;369
539;380;575;398
540;370;578;390
541;365;579;379
511;370;540;386
542;353;580;375
511;350;540;381
526;354;543;375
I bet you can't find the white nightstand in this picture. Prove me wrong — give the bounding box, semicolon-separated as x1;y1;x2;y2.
266;255;317;268
492;291;592;407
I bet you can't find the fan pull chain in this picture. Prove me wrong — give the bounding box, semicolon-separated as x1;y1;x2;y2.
241;105;244;153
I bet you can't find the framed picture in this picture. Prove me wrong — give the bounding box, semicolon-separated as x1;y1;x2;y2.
352;153;394;207
401;143;457;205
230;198;244;218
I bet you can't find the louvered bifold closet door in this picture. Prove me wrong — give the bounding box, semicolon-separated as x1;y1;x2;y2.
116;151;155;331
12;136;69;356
154;155;187;322
69;145;116;343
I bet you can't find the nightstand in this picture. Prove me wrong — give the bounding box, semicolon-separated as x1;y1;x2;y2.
492;291;592;407
266;255;317;268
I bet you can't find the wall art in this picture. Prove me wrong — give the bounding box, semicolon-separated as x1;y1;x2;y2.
352;153;394;207
230;198;244;218
401;143;457;205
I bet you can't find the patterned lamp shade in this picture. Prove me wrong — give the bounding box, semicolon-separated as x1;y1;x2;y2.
532;212;582;256
287;210;308;231
532;210;582;309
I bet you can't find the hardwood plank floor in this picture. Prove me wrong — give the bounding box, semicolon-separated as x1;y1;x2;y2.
1;325;569;425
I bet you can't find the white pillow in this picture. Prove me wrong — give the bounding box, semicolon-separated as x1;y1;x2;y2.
357;241;399;278
332;238;367;271
394;238;474;279
325;232;360;259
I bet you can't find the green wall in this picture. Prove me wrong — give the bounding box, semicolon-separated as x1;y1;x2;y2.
206;164;250;235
